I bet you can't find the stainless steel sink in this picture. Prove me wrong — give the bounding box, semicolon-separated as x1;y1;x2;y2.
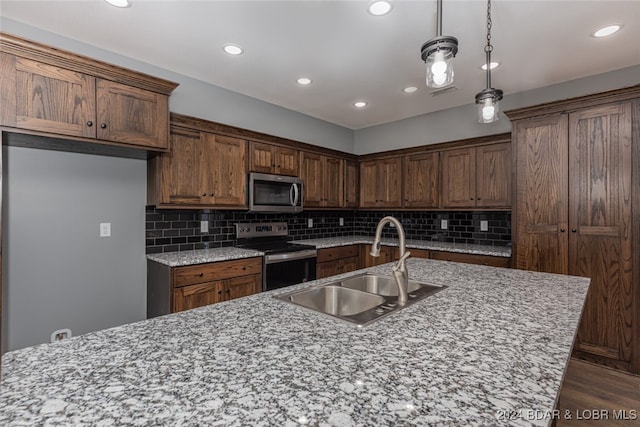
275;273;447;326
288;286;385;316
340;273;422;296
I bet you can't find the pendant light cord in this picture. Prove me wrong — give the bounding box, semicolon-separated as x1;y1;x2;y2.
484;0;493;89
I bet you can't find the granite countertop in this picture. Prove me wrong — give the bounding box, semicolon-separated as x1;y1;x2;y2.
1;259;588;426
294;236;512;258
147;247;264;267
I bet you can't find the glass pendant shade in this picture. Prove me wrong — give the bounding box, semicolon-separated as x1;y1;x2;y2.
425;49;455;88
475;88;503;123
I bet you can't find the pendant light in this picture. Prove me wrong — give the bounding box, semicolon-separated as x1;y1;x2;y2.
421;0;458;88
475;0;503;123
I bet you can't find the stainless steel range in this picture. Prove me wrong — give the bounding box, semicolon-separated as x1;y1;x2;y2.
235;222;317;291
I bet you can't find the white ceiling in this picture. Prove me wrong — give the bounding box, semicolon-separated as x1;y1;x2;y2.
2;0;639;130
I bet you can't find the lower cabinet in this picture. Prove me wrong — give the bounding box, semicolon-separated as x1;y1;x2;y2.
147;257;262;317
317;245;360;279
429;251;510;268
360;244;395;267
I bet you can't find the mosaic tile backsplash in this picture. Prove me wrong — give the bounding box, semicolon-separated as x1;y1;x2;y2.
146;207;511;254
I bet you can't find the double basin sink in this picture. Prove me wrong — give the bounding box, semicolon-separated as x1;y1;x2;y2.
275;273;447;326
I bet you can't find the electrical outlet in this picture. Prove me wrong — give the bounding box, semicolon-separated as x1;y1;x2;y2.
308;218;313;228
200;220;209;233
339;218;344;226
51;328;72;343
100;222;111;237
480;220;489;232
440;219;448;230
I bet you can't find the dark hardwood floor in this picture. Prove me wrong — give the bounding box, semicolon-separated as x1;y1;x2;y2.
555;358;640;426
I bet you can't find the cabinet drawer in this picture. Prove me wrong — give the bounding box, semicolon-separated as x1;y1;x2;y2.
173;257;262;287
317;245;359;263
429;251;510;268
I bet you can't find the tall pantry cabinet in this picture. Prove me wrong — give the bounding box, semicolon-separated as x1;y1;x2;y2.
506;86;640;373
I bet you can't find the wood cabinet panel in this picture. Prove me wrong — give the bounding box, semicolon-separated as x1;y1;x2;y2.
359;158;402;209
569;102;633;364
407;248;430;259
344;160;359;208
476;143;511;207
317;245;359;263
404;152;439;208
173;281;223;312
441;147;476;208
12;57;96;138
317;245;360;279
164;130;204;205
511;99;636;372
210;134;247;206
300;152;343;208
96;79;169;149
249;142;298;176
173;257;262;287
225;275;262;301
317;260;341;279
514;115;569;274
360;244;394;267
429;251;510;268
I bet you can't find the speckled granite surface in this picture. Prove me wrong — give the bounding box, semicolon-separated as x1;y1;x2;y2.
1;259;587;426
295;236;512;258
147;247;264;267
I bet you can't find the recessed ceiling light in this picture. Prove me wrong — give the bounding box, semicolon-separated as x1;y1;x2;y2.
481;62;500;71
354;101;367;108
403;86;418;93
297;78;312;85
593;25;621;38
223;44;243;55
104;0;131;7
368;1;392;16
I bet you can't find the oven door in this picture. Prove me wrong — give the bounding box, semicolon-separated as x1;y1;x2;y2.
264;250;317;291
249;172;303;213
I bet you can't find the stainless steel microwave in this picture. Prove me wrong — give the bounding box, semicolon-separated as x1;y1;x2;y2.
248;172;304;213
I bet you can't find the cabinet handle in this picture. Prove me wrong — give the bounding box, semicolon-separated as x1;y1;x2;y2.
218;290;222;295
477;197;482;200
470;197;474;200
572;228;577;233
199;273;204;277
242;267;247;270
560;228;566;233
202;193;207;197
86;121;93;127
210;193;214;197
226;289;230;294
100;123;107;129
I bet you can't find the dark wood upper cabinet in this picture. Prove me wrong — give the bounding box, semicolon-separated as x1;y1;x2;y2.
249;142;299;176
441;142;510;209
0;33;177;150
404;152;439;208
344;160;359;208
300;151;344;208
359;157;402;208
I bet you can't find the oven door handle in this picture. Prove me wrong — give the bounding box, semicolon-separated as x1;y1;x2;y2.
264;249;317;264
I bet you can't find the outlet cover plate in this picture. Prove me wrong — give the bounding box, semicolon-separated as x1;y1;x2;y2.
480;220;489;232
200;220;209;233
440;219;448;230
100;223;111;237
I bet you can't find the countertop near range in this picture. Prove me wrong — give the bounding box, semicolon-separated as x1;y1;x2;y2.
146;247;264;267
293;236;511;258
1;259;588;426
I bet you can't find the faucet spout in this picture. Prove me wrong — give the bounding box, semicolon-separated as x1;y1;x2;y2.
370;216;411;305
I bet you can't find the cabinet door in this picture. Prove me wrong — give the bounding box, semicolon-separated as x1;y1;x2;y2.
164;130;205;205
212;134;247;207
275;147;299;176
344;160;359;208
324;156;344;208
361;244;394;267
514;114;569;274
377;157;402;208
476;143;511;207
300;152;323;207
569;102;632;365
10;56;96;137
340;256;359;274
404;152;439;208
441;147;476;208
317;261;341;279
223;275;261;301
359;160;378;208
173;281;223;312
249;142;275;174
96;79;169;149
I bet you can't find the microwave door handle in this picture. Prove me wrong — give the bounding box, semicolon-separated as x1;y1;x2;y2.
291;183;299;206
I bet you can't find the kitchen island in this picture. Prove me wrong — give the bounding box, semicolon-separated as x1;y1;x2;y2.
0;259;589;426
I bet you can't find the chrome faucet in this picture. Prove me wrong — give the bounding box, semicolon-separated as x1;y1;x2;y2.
370;216;411;305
